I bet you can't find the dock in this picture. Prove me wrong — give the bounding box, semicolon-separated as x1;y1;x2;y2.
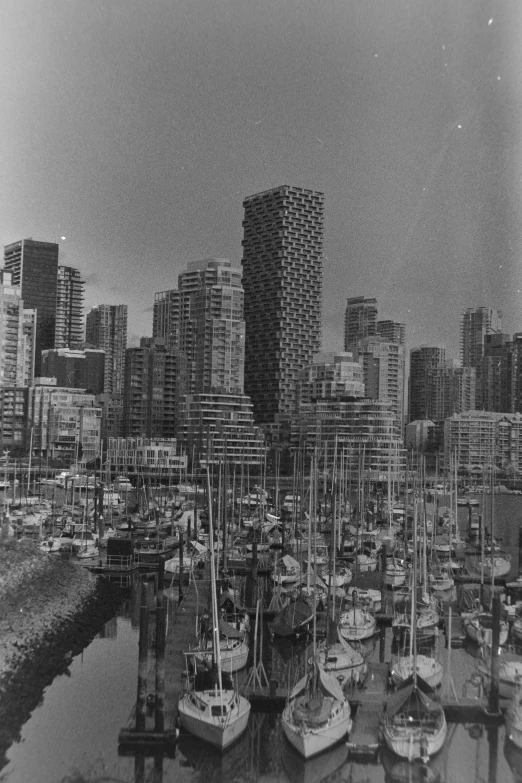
346;661;389;761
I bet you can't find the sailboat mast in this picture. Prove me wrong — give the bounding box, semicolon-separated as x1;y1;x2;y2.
206;467;223;701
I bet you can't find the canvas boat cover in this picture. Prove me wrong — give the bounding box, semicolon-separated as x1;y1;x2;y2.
281;554;300;571
386;676;441;719
269;594;314;636
190;540;207;554
218;617;246;639
289;663;345;703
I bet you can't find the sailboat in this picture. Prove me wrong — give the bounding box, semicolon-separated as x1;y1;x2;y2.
383;492;448;762
177;469;251;751
281;453;353;759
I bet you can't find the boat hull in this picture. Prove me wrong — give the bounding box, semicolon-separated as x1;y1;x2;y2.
382;715;447;761
281;703;352;759
178;696;250;751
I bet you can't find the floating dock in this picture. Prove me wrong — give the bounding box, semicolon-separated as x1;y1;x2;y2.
347;662;389;761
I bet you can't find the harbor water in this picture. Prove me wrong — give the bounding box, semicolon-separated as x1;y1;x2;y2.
2;494;522;783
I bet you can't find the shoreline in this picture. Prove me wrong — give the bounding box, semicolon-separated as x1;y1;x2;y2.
0;540;123;769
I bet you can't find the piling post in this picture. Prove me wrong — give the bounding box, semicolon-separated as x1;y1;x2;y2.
136;581;150;732
252;540;258;580
487;724;499;783
155;556;166;733
488;592;501;715
380;543;387;610
518;528;522;577
178;530;184;603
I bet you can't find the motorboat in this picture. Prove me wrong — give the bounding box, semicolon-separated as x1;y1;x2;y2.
281;663;352;759
482;554;511;579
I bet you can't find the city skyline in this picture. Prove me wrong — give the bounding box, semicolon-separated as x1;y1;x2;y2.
3;1;522;358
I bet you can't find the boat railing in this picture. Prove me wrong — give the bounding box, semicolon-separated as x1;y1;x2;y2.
106;553;134;570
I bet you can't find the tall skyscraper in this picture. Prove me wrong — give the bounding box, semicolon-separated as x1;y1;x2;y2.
344;297;378;350
55;266;85;349
178;259;245;394
3;238;59;376
242;185;323;425
85;304;127;395
408;346;446;422
460;307;502;368
153;289;180;351
425;362;476;420
123;338;187;439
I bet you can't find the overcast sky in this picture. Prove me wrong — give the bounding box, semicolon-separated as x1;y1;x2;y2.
2;0;522;355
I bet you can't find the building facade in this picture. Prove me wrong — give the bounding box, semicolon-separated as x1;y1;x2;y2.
55;266;85;349
0;270;36;388
425;362;476;421
123;338;187;439
242;185;323;426
344;297;378;350
3;239;59;377
85;304;127;395
106;437;187;480
460;307;502;372
153;289;180;351
295;352;365;409
178;392;265;467
356;336;405;431
41;348;105;395
408;346;446;423
444;410;522;473
376;320;405;346
0;387;29;450
29;379;102;463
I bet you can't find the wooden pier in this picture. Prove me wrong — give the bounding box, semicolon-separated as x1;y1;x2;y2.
346;662;389;761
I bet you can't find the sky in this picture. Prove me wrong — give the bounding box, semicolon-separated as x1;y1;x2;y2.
2;0;522;355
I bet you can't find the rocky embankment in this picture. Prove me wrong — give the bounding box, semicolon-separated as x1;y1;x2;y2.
0;538;122;768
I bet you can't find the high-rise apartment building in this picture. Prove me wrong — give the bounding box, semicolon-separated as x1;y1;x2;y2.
376;320;405;345
0;270;36;388
85;304;127;395
425;362;476;421
41;348;105;395
123;338;187;439
296;352;365;408
344;297;378;350
408;346;446;422
153;289;180;351
460;307;502;369
55;266;85;349
178;259;245;394
3;239;59;377
242;185;323;425
356;336;405;430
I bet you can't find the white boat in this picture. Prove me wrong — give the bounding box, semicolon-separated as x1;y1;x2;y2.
382;677;447;762
314;631;368;689
429;566;454;592
339;606;377;641
478;652;522;699
393;607;439;633
186;635;249;674
390;654;444;689
352;553;378;573
114;476;133;491
281;663;352;758
322;566;352;588
346;587;382;613
385;559;406;588
507;683;522;749
272;554;301;585
76;542;99;559
482;555;511;579
178;468;250;750
464;612;509;646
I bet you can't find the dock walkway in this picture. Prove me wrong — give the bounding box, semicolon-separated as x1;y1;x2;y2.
346;661;389;761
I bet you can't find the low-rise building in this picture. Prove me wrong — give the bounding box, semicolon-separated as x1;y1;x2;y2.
106;437;187;480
